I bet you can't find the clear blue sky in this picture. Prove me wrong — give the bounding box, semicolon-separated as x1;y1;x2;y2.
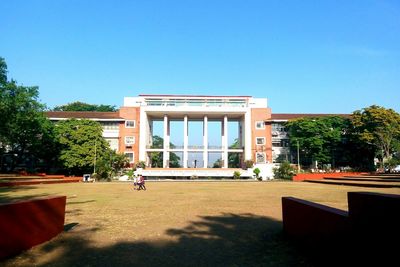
1;0;399;113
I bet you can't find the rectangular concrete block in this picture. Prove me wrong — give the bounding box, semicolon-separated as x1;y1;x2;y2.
0;196;66;259
348;192;400;239
282;197;349;245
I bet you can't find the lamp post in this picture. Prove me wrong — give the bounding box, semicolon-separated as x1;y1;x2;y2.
297;139;301;172
93;140;97;174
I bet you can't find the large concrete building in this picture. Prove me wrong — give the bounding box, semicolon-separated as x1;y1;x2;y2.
47;94;348;179
48;94;273;179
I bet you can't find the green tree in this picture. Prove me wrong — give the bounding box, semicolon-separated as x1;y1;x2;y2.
273;161;295;180
150;135;163;167
53;101;117;112
228;138;241;168
253;167;261;180
213;158;222;168
95;150;129;180
286;116;349;168
0;57;59;171
243;160;254;169
55;119;111;175
149;135;181;167
0;57;7;84
351;105;400;168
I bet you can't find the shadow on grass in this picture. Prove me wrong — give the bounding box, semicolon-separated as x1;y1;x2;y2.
0;185;49;203
67;200;96;205
2;213;312;267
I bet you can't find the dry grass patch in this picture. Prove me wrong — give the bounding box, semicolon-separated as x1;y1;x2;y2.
1;182;399;266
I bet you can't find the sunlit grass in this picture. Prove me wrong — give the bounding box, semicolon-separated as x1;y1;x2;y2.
1;182;399;266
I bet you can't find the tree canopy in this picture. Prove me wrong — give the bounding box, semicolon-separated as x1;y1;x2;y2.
285;109;400;170
53;101;117;112
351;105;400;166
0;57;7;84
286;116;349;167
228;138;241;168
55;119;111;175
95;150;130;180
150;135;181;167
0;57;59;171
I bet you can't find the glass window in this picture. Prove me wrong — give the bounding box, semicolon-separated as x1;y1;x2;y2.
106;138;119;151
272;123;286;132
272;142;281;147
102;122;119;130
282;139;289;147
256;137;265;145
125;152;134;163
125;120;135;128
256;152;266;164
125;136;135;145
255;121;265;129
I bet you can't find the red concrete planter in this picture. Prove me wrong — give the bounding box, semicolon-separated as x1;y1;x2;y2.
0;196;67;259
0;177;82;187
292;172;366;182
282;197;349;244
282;192;400;265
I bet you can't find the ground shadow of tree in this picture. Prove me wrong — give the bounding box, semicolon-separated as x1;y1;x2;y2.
2;213;313;267
0;185;48;203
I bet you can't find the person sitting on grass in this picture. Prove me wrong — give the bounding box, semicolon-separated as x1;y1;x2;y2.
137;174;146;191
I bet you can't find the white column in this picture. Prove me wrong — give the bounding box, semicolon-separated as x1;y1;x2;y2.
244;109;252;161
139;109;147;162
183;115;188;168
203;115;208;168
238;120;243;147
163;114;170;168
222;115;228;168
239;118;244;167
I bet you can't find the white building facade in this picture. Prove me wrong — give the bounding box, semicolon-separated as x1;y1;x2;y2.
124;94;273;178
47;94;275;179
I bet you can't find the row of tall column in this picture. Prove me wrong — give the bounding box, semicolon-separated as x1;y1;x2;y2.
162;115;230;168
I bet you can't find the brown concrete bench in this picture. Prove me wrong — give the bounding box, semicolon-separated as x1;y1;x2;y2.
347;192;400;257
282;197;349;246
348;191;400;228
282;192;400;265
0;196;66;260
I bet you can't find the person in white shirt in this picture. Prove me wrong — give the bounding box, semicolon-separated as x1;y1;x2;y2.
133;176;138;190
137;175;146;191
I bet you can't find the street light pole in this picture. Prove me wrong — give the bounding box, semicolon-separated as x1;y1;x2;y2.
297;139;300;172
93;140;97;174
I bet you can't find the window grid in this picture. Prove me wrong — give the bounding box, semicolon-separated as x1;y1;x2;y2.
125;120;136;128
125;152;134;163
125;136;135;145
255;121;265;129
256;137;265;145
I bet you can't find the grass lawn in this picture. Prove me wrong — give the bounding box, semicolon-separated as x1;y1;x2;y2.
1;181;399;266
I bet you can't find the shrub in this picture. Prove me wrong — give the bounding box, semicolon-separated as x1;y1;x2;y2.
243;160;254;170
91;172;103;181
233;171;241;179
273;161;295;180
253;168;261;181
386;158;399;169
126;169;135;180
136;161;146;169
